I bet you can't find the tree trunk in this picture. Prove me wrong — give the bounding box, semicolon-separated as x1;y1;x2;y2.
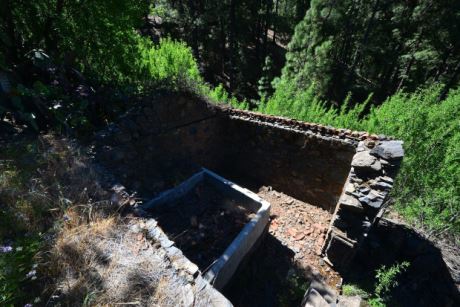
439;59;460;100
229;0;237;91
272;0;279;45
188;0;199;60
219;17;226;78
3;0;18;63
350;0;380;74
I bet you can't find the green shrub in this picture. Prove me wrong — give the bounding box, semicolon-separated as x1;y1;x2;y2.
364;88;460;237
342;284;369;298
137;37;203;90
367;261;410;307
374;261;410;298
259;84;460;239
0;237;42;305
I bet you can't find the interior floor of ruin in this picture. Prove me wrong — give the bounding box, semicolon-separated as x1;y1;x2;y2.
223;187;341;306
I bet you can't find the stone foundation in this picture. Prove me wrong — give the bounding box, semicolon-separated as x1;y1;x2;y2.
94;92;403;271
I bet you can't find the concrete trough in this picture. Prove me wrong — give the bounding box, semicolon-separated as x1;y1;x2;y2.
142;168;271;290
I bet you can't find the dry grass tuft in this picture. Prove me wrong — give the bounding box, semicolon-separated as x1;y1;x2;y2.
2;133;222;306
49;217;195;306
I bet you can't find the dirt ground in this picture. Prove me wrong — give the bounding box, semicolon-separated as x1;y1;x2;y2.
153;182;255;271
258;186;341;288
223;187;341;306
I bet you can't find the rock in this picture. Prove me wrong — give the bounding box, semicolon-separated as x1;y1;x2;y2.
301;289;330;307
370;140;404;160
359;190;386;209
379;176;394;184
357;186;370;194
349;176;363;184
356;141;367;152
340;194;363;211
337;295;363;307
287;228;297;237
295;233;306;241
345;183;356;194
364;139;376;148
181;284;195;307
351;151;382;172
309;279;337;303
370;180;393;190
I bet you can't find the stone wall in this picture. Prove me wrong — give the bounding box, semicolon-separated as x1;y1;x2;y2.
323;140;404;269
218;109;358;212
95;92;227;195
95;93;404;271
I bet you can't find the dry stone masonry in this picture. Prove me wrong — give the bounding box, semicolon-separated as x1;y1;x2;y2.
323;139;404;269
95;92;403;278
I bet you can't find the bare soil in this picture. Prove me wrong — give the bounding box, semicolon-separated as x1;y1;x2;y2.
223;186;341;306
153;182;255;271
258;186;341;289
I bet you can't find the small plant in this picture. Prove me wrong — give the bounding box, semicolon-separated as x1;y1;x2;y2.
278;270;310;306
0;237;42;305
369;261;410;307
342;284;369;298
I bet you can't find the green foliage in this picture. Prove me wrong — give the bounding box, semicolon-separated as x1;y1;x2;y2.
137;37;203;89
374;261;410;298
208;84;230;103
260;85;460;238
278;271;310;307
367;297;386;307
258;56;275;99
207;83;249;109
278;0;460;103
365;261;410;307
342;284;369;298
260;80;368;130
365;87;460;236
342;262;410;307
0;0;149;83
0;237;42;305
0;140;44;305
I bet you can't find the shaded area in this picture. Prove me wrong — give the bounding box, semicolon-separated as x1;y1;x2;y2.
223;234;308;307
222;232;337;307
222;188;338;307
151;182;255;271
341;218;460;307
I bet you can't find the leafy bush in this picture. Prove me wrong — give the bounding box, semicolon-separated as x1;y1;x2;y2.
207;83;250;109
0;0;149;83
365;88;460;237
342;284;369;298
368;261;410;307
137;37;203;89
259;85;460;239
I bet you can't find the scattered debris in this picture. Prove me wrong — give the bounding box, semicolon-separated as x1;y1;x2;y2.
258;187;341;289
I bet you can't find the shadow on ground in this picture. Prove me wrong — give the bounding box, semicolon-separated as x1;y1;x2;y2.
340;218;460;307
222;233;319;307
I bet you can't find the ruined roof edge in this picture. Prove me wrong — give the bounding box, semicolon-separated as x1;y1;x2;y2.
219;107;396;145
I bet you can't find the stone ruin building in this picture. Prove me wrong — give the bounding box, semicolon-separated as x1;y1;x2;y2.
94;91;412;306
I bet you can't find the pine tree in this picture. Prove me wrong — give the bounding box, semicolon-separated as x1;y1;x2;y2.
278;0;460;104
258;56;275;99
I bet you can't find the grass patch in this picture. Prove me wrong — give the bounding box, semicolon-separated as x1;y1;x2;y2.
0;133;115;305
342;284;369;298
